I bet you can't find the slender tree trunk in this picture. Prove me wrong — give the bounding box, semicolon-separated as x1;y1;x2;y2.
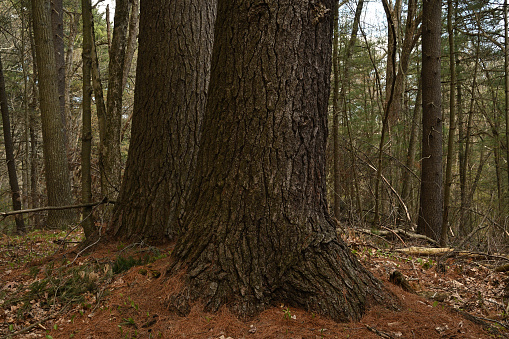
32;0;76;229
441;0;457;246
21;4;31;213
168;0;397;322
374;0;397;225
417;0;443;240
111;0;217;243
64;12;80;150
122;0;139;93
106;5;112;53
101;0;130;202
81;0;95;239
91;21;107;150
401;74;421;218
0;54;26;234
459;37;480;236
505;0;509;202
51;0;68;149
28;26;41;227
339;0;364;218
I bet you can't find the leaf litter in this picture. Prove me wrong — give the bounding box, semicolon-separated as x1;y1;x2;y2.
0;228;507;338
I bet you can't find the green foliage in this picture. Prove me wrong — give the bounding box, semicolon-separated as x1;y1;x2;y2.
112;255;145;274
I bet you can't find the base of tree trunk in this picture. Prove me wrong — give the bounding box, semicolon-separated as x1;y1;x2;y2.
166;225;399;322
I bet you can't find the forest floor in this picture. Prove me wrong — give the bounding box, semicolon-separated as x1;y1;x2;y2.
1;227;509;338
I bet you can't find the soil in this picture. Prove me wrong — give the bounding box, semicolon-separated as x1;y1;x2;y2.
1;229;508;338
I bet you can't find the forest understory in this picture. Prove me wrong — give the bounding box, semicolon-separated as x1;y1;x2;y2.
1;224;508;338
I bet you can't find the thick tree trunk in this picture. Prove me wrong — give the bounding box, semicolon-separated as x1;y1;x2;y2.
0;53;25;234
417;0;443;240
168;0;397;321
32;0;76;229
111;0;217;242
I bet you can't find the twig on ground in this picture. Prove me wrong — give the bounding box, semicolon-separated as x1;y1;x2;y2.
365;324;395;338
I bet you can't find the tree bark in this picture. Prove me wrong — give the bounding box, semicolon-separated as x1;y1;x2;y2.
32;0;76;229
417;0;443;240
111;0;217;243
0;53;26;234
168;0;397;321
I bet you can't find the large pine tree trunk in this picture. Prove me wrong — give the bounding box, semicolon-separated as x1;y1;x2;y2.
417;0;443;240
32;0;76;229
111;0;216;242
168;0;397;321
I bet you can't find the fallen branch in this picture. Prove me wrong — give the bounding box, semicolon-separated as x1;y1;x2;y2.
0;198;114;218
396;247;453;256
358;228;438;245
436;219;490;271
494;263;509;272
365;325;395;338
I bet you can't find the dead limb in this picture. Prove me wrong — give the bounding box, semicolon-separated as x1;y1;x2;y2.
0;198;114;219
358;228;438;245
365;325;395;338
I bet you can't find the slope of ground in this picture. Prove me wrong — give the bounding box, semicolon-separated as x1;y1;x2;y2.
0;228;508;338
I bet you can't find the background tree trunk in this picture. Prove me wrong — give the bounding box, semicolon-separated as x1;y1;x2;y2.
101;0;130;202
81;0;95;239
121;0;139;93
168;0;397;321
31;0;76;229
339;0;364;218
417;0;443;240
401;74;421;222
505;0;509;203
51;0;68;148
111;0;217;243
0;53;25;234
441;0;457;245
